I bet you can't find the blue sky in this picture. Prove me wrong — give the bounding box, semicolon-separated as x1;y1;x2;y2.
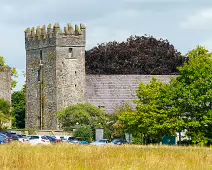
1;0;212;91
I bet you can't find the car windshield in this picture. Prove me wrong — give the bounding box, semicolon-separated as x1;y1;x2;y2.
47;136;56;139
0;136;5;141
98;140;107;143
0;133;7;137
112;139;120;143
29;136;39;139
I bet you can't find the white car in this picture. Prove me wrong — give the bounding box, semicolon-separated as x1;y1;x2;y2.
90;139;109;146
28;135;50;145
19;136;30;143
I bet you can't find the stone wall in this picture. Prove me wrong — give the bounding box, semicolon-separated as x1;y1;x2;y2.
86;75;177;113
0;68;11;102
56;46;86;112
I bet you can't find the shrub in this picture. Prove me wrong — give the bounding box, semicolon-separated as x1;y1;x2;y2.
74;125;93;143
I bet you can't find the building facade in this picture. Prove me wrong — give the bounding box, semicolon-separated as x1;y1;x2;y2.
25;23;176;130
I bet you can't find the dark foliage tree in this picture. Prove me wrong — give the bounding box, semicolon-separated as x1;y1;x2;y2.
85;35;185;75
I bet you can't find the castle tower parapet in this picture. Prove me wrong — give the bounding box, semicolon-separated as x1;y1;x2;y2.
25;23;86;50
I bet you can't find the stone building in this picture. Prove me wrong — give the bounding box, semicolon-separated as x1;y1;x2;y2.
0;66;12;128
25;23;176;130
0;66;12;102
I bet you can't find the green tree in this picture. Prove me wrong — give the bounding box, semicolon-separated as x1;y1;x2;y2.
0;98;12;131
109;103;133;139
164;46;212;145
12;84;26;128
119;78;171;144
73;125;93;143
57;103;110;132
119;46;212;145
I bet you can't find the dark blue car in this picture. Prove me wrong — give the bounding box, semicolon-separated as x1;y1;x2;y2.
45;136;61;143
0;136;8;144
0;133;9;144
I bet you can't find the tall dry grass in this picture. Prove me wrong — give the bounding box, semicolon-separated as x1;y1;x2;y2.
0;143;211;170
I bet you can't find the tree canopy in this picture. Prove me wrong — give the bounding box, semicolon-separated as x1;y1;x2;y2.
12;84;26;129
0;98;12;131
57;103;110;131
119;46;212;145
86;35;185;75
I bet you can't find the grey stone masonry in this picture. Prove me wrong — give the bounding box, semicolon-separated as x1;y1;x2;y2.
86;75;178;113
25;23;86;130
0;67;11;102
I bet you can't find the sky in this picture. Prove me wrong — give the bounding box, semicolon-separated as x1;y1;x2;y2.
1;0;212;91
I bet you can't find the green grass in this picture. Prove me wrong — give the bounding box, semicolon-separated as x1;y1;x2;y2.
0;143;212;170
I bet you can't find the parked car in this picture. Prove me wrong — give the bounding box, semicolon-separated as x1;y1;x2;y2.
0;136;9;144
110;138;128;145
8;134;20;142
45;136;61;143
90;139;109;146
58;136;69;143
0;133;9;143
28;135;50;145
53;136;68;142
68;137;89;145
4;132;16;138
20;136;30;143
0;133;8;138
16;134;26;143
0;136;5;144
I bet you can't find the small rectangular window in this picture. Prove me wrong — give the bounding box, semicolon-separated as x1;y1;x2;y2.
69;48;73;58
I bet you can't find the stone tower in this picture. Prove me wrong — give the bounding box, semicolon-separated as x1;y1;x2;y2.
25;23;86;130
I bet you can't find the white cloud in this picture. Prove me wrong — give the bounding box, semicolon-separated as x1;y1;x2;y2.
199;37;212;52
181;7;212;29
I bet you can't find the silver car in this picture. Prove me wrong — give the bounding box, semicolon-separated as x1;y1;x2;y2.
90;139;109;146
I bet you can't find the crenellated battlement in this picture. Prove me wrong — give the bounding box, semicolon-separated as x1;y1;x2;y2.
25;23;86;40
25;23;86;50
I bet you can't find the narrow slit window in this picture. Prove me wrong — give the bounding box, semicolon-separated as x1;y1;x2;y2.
40;50;42;60
69;48;73;58
38;69;41;82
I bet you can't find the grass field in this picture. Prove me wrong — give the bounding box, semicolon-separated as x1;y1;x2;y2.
0;143;212;170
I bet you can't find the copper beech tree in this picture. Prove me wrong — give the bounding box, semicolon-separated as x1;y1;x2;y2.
86;35;185;75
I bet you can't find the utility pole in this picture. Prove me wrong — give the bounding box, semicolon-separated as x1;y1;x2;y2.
39;50;43;130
